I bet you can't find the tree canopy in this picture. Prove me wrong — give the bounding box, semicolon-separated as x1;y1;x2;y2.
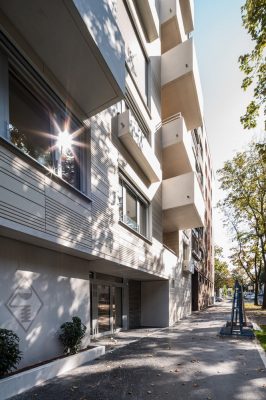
238;0;266;129
214;245;231;295
217;142;266;307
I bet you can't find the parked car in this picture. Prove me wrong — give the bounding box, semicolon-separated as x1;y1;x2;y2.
215;296;223;302
244;292;255;300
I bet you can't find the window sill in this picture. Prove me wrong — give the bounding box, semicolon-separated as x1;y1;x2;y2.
119;220;152;245
0;136;92;203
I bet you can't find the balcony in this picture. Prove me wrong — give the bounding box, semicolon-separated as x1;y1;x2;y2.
180;0;194;34
160;0;186;53
0;0;125;116
117;110;162;183
183;259;194;274
161;38;203;130
162;114;195;179
134;0;159;42
162;171;205;231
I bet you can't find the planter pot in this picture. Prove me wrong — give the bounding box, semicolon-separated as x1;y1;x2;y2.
0;345;105;400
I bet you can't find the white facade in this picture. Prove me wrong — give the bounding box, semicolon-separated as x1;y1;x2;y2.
0;0;214;370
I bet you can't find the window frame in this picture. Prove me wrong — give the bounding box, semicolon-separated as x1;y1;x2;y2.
122;0;151;111
8;67;82;190
0;36;88;194
118;175;150;240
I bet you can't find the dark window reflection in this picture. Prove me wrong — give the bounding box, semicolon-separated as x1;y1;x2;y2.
9;73;80;189
98;285;110;333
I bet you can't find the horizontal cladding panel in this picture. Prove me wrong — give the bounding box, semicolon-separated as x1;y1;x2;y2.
45;197;91;244
91;162;118;183
0;201;45;232
0;144;92;252
0;186;45;219
45;184;91;216
0;148;45;189
91;175;111;197
0;171;45;206
45;226;92;249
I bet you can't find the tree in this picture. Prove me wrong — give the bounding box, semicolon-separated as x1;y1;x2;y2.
230;233;262;305
238;0;266;129
214;245;231;296
217;142;266;308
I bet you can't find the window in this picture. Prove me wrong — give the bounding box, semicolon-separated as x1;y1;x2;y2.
118;177;149;238
8;70;83;190
118;1;149;106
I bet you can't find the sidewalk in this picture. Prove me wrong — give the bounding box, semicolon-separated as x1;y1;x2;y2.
11;302;266;400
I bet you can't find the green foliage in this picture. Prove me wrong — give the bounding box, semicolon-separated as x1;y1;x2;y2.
230;234;262;294
255;325;266;351
214;245;231;292
217;141;266;307
0;329;22;377
59;316;87;355
239;0;266;129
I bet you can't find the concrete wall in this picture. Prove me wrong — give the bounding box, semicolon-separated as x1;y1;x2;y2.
141;280;169;327
0;236;91;368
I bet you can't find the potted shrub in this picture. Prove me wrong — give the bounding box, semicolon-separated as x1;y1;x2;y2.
59;316;87;355
0;328;22;377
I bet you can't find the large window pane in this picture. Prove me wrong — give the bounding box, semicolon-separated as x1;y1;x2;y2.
139;201;147;237
126;189;138;231
9;73;80;189
119;178;149;238
118;179;123;221
112;287;122;330
9;75;53;169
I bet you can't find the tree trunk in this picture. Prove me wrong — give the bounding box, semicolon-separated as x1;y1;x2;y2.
254;281;259;305
262;271;266;309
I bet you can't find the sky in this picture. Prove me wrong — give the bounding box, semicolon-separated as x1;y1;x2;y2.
193;0;264;263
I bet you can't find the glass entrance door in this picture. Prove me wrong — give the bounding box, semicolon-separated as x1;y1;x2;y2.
98;285;110;333
112;287;122;330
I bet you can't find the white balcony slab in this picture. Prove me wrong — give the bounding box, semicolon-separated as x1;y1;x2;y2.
162;171;205;231
183;259;194;274
160;0;186;53
0;0;125;116
161;38;203;130
180;0;194;34
134;0;159;42
162;114;195;178
117;110;162;183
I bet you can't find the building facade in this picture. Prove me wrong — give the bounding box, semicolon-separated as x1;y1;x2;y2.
0;0;214;368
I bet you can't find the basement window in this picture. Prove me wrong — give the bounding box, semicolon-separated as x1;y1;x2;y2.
118;177;149;238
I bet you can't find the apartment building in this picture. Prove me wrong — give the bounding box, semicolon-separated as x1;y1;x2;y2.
0;0;214;368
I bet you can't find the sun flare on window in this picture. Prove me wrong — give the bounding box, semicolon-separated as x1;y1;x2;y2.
56;129;73;154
